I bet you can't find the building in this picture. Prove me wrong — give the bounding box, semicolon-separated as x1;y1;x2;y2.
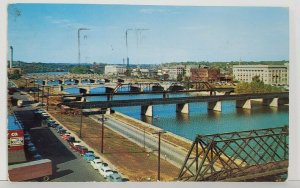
104;65;126;76
162;66;185;81
191;67;220;82
232;64;288;85
8;114;26;164
8;68;22;75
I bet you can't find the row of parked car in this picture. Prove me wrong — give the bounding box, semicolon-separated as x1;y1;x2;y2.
13;112;43;161
34;108;124;182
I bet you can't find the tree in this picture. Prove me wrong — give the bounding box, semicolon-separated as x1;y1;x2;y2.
235;76;282;94
70;66;90;74
177;74;183;82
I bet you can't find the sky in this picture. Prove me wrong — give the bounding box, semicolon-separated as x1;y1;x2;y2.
7;4;289;64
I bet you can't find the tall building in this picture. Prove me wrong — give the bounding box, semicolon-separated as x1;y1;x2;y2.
232;64;288;85
104;65;126;76
162;66;185;81
191;67;220;82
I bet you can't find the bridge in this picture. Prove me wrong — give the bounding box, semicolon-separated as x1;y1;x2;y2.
177;126;288;181
62;92;289;117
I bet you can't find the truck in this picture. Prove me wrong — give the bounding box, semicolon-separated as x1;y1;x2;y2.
8;159;52;181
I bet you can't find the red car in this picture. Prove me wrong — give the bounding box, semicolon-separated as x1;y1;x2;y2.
75;146;88;155
62;134;71;140
69;141;81;150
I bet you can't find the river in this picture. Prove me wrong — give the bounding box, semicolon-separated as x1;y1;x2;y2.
64;86;289;141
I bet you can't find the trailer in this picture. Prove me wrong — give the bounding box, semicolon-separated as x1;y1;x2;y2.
8;159;52;181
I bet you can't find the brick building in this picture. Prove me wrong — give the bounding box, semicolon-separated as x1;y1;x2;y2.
191;68;220;82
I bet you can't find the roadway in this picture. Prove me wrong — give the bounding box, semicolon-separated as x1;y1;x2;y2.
91;114;188;169
10;91;106;182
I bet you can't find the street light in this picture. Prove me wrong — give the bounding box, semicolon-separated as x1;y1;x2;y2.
99;110;108;153
78;28;90;65
152;129;167;181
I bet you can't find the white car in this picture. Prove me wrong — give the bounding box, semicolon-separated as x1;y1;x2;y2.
90;158;102;170
99;166;113;178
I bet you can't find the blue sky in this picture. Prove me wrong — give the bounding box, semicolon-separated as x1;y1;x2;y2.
8;4;289;64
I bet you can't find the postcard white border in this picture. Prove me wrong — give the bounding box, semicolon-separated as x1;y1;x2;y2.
0;0;299;188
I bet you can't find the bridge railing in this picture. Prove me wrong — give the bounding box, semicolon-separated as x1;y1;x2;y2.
177;126;289;181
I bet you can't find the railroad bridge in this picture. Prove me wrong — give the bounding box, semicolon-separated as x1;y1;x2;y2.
62;92;289;117
177;126;288;181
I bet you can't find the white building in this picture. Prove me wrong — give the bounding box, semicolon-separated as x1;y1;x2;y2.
233;64;289;85
104;65;126;76
162;66;185;80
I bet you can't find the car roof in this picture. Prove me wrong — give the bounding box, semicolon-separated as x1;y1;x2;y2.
102;166;111;171
109;173;121;178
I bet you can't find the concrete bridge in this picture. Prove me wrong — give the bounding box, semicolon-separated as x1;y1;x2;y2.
63;92;289;117
25;73;105;81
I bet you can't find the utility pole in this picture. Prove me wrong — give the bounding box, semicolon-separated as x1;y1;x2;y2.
100;111;106;153
79;102;84;138
135;29;149;65
78;28;90;65
37;84;40;102
46;87;50;111
125;28;133;71
153;130;166;181
10;46;13;68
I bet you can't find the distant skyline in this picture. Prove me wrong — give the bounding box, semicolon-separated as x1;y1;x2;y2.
8;4;289;64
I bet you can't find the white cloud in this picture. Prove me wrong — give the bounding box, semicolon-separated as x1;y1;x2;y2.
44;16;94;30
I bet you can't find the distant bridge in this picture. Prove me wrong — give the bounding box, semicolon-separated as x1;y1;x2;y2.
62;92;289;117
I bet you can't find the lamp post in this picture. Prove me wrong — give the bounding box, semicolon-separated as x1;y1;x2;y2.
152;130;166;181
78;28;90;65
46;87;50;111
100;111;107;153
79;101;85;138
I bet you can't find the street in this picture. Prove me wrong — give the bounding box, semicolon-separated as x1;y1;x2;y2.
12;92;106;182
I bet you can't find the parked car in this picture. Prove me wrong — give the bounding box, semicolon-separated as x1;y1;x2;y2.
99;166;113;178
70;142;81;150
62;134;71;140
77;146;88;155
100;162;108;169
51;123;60;128
56;127;65;133
55;126;62;131
107;172;122;182
67;136;76;143
28;146;37;153
26;142;35;148
90;157;102;169
58;129;67;135
24;132;30;138
83;152;95;161
24;136;31;144
33;154;43;160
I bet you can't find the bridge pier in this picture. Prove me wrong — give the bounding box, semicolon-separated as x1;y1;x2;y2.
208;101;222;112
263;98;279;107
163;93;169;99
58;86;64;92
176;103;189;114
105;87;114;94
42;80;48;86
141;105;153;117
107;94;113;101
236;99;251;109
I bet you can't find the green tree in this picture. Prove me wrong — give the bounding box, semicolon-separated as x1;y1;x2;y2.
235;76;282;94
70;66;90;74
177;74;183;82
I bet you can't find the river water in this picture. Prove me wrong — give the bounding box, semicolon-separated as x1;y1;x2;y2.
64;86;289;141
